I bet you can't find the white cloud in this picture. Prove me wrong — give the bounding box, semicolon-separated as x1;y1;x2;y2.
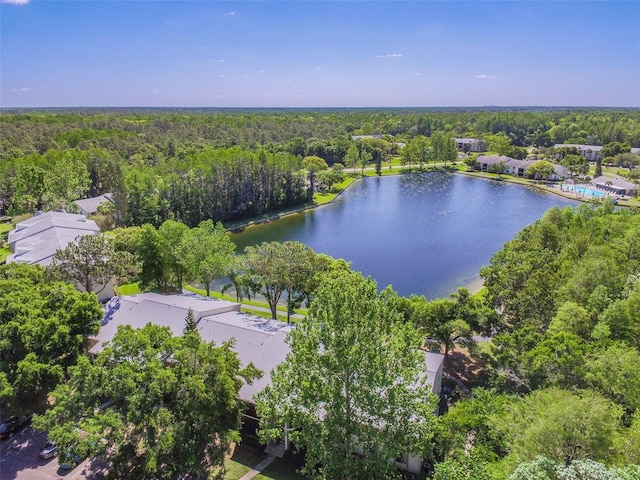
377;53;403;58
1;0;30;5
475;74;498;80
10;87;31;92
226;11;237;16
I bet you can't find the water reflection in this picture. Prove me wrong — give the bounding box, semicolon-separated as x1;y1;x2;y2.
231;173;579;299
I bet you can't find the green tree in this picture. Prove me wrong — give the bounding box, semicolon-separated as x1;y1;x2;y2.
431;133;458;167
137;223;164;290
358;143;373;175
486;133;513;157
433;454;490;480
158;220;189;291
42;150;91;210
317;164;345;191
508;456;639;480
0;263;102;414
594;157;603;178
584;344;640;413
34;324;259;480
183;307;197;334
614;152;640;170
406;288;495;360
179;220;235;297
502;388;623;466
344;143;360;174
488;160;507;177
602;142;631;158
402;135;432;170
242;241;321;322
48;234;135;296
438;388;512;463
256;269;438;480
561;154;587;178
302;155;329;202
526;160;556;181
547;302;592;338
11;164;47;213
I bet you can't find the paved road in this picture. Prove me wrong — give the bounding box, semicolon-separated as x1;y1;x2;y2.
0;426;107;480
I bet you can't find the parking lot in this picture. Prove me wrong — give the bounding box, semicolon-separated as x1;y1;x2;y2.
0;426;107;480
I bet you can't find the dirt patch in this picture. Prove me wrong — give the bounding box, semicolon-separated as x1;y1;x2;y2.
446;347;491;389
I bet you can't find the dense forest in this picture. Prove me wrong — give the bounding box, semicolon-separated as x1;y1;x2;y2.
436;201;640;478
1;108;640;226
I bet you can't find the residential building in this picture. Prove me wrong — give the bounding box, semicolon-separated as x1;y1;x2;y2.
91;292;291;404
6;211;114;301
92;292;445;475
7;212;100;266
73;193;113;217
476;156;567;181
476;155;512;173
591;176;638;197
553;144;603;162
454;138;485;153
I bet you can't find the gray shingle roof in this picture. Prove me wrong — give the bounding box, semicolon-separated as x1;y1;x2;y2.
7;212;100;266
91;293;444;403
553;144;604;151
592;176;637;189
73;193;113;216
477;155;512;165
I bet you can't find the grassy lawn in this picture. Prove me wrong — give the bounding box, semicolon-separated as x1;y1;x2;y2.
114;283;308;318
314;176;356;205
0;222;13;262
115;282;142;295
222;445;306;480
183;285;307;316
254;457;307;480
222;444;267;479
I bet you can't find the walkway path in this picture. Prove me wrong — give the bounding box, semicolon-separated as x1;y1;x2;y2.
238;454;276;480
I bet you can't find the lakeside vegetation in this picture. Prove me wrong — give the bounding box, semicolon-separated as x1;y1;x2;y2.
2;108;640;480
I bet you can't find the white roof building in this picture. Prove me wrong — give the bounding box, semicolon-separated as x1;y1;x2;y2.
73;193;113;217
7;212;100;266
91;292;444;404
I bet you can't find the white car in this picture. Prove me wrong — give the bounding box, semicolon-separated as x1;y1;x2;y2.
39;440;57;460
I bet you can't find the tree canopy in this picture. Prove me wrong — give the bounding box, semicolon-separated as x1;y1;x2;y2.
256;269;438;480
48;234;135;295
0;263;103;414
34;323;260;480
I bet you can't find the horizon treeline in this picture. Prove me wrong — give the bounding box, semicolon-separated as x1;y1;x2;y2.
2;108;640;225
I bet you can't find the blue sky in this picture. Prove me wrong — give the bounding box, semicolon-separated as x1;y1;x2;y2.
1;1;639;108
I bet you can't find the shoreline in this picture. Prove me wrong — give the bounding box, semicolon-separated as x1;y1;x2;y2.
227;165;637;234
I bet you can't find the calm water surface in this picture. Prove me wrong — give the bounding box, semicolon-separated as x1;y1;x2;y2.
232;173;579;299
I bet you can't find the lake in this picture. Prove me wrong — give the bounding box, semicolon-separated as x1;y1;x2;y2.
231;172;579;299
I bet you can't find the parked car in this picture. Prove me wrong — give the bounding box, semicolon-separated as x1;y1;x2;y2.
39;440;58;459
0;414;33;440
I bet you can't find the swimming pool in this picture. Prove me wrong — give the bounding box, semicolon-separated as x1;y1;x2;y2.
561;184;607;197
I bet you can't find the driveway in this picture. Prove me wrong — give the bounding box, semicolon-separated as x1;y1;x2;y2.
0;426;107;480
